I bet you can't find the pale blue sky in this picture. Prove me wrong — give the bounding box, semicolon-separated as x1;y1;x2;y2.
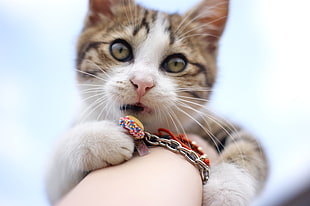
0;0;310;206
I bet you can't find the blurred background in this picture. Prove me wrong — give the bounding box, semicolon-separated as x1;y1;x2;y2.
0;0;309;205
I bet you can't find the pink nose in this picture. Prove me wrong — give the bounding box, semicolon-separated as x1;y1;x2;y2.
130;76;155;98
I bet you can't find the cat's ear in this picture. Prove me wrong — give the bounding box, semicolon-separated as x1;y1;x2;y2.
185;0;229;51
87;0;134;25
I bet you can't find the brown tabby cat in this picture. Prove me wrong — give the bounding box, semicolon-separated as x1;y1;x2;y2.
46;0;268;205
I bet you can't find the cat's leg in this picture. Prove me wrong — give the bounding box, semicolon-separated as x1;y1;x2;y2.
202;130;268;206
45;120;134;205
186;112;268;205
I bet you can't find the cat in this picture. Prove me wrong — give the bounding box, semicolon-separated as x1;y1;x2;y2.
45;0;268;205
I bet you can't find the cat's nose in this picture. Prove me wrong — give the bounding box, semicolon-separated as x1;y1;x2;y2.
130;75;155;97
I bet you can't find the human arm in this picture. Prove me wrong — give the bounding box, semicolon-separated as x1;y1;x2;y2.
56;147;205;206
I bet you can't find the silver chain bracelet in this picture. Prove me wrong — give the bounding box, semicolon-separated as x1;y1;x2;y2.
144;132;210;184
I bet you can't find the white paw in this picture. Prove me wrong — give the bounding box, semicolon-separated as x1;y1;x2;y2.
46;120;135;204
65;120;135;172
202;163;256;206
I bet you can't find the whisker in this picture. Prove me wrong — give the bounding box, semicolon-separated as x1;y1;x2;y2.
77;85;105;96
176;94;248;164
77;83;104;87
177;97;207;109
154;103;166;125
206;112;248;163
78;87;103;94
169;108;188;136
205;109;243;141
96;94;113;121
174;102;223;153
83;60;112;78
185;101;245;161
166;110;181;134
162;105;192;149
76;69;107;82
178;95;209;103
106;96;121;121
175;88;213;93
78;94;107;123
86;97;107;122
205;111;244;143
79;92;104;103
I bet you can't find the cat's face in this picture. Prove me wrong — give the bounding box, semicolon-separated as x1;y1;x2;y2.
76;0;228;132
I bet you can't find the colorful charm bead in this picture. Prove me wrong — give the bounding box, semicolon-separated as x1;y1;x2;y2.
119;116;145;140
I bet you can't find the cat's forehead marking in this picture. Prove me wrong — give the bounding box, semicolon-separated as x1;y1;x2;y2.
133;10;150;36
135;12;170;65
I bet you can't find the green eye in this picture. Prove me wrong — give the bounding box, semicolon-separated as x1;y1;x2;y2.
110;39;133;62
163;54;187;73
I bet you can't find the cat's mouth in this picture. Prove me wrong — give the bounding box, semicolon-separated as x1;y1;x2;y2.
120;103;151;113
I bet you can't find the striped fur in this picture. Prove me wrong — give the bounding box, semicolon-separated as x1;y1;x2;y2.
46;0;268;205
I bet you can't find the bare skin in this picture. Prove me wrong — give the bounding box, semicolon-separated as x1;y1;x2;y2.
56;137;218;206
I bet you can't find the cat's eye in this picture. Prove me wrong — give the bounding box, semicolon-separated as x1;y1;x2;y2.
162;54;187;73
110;39;133;62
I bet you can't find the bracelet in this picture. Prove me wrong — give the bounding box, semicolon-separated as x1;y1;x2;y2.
119;116;210;185
144;131;210;184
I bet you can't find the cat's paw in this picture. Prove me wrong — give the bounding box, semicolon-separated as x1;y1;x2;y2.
202;163;256;206
46;120;135;204
65;120;135;172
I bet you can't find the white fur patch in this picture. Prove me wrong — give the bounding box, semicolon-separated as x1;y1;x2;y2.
203;163;257;206
45;121;135;204
135;12;170;66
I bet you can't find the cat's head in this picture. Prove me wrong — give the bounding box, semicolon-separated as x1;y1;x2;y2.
76;0;229;132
